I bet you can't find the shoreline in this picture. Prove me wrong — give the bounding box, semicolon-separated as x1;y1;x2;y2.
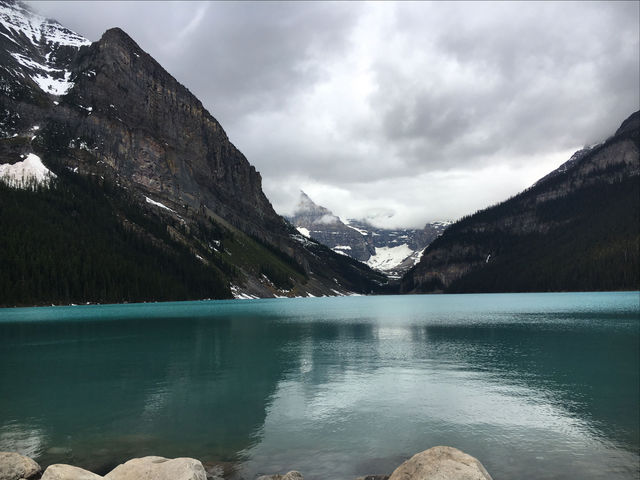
1;447;494;480
1;288;638;310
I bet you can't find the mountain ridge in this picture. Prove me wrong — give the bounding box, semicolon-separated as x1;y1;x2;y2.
0;0;388;305
401;110;640;293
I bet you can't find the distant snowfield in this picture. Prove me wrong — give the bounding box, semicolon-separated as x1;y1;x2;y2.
0;153;56;188
366;243;413;271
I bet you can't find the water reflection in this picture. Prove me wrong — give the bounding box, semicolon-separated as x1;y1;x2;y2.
1;313;303;472
0;293;638;479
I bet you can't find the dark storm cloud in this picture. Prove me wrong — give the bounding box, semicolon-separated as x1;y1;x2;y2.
29;1;362;126
27;1;640;226
362;1;640;173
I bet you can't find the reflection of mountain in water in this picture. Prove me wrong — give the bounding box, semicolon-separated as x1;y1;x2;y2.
0;313;309;472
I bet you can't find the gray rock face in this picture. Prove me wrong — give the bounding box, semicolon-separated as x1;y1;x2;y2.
388;446;492;480
256;471;304;480
105;456;206;480
62;27;283;240
41;464;103;480
0;452;41;480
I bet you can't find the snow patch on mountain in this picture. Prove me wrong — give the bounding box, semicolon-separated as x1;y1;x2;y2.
346;224;368;235
230;284;259;300
413;247;426;265
10;50;76;95
145;196;175;213
0;153;56;188
32;69;74;95
0;2;90;49
366;244;414;271
296;226;310;238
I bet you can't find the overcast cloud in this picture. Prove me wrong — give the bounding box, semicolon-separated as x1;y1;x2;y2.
29;1;640;227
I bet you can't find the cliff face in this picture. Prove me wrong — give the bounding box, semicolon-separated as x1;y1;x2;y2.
0;2;388;302
10;25;283;239
402;111;640;293
64;28;284;237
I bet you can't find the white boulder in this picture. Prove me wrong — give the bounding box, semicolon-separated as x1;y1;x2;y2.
105;456;206;480
388;446;492;480
41;464;103;480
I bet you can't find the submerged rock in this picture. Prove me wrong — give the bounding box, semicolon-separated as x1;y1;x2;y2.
41;464;103;480
355;476;390;480
46;447;73;456
388;446;492;480
256;472;304;480
201;462;226;480
105;456;206;480
0;452;41;480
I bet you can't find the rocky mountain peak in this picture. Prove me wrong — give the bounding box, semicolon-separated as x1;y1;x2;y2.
294;190;337;223
616;110;640;137
1;3;390;301
99;26;137;46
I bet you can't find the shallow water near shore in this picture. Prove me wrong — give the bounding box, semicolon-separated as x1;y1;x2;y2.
0;292;638;479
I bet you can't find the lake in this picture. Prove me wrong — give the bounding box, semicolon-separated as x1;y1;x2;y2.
0;292;638;479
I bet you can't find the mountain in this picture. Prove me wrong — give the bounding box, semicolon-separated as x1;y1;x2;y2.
401;111;640;293
287;191;450;278
287;191;375;260
0;1;388;306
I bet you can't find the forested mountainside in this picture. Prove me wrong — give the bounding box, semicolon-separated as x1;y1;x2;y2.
287;191;449;278
402;110;640;294
0;1;388;306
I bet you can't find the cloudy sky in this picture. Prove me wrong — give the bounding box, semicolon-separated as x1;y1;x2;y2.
29;1;640;228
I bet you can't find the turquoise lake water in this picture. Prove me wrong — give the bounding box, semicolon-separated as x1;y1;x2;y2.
0;292;638;479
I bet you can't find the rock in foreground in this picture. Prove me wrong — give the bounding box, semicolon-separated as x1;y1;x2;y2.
41;464;103;480
388;446;492;480
105;456;206;480
257;472;304;480
0;452;42;480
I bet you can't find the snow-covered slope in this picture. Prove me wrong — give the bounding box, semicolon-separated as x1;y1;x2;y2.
366;244;414;272
0;1;90;98
0;152;55;188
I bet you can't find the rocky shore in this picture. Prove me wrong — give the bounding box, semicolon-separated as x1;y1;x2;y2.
0;447;492;480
